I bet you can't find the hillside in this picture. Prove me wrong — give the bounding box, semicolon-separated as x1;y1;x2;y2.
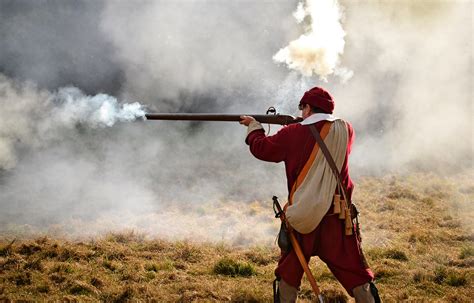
1;173;473;302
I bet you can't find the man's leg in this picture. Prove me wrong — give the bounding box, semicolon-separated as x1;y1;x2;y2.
353;282;380;303
274;231;318;302
315;215;376;300
274;249;304;303
279;279;298;303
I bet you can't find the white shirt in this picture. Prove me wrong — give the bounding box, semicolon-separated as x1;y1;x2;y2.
300;113;338;125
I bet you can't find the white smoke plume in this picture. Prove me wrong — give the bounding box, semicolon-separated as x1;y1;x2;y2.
52;87;145;128
273;0;350;81
0;75;145;169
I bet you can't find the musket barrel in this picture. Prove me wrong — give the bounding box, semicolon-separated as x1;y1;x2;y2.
144;113;302;125
145;114;241;122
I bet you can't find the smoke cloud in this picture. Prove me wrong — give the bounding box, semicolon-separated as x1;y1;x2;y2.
51;88;145;128
0;1;471;243
273;0;351;81
0;75;145;169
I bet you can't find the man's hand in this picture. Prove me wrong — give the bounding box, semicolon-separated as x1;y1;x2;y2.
239;115;256;126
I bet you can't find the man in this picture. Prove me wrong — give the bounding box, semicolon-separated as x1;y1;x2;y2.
240;87;379;303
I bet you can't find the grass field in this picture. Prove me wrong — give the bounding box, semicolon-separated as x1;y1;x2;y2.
1;173;473;302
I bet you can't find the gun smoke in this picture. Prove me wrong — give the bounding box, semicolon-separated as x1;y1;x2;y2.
273;0;352;81
0;1;472;243
0;76;145;169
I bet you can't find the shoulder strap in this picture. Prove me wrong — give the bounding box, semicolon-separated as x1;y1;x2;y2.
309;123;350;203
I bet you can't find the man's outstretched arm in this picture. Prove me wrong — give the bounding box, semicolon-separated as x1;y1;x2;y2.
240;115;288;163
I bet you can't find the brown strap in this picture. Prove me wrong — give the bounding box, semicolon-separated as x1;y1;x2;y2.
309;124;350;204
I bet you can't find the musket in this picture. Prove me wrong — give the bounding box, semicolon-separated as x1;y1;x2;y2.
145;110;303;125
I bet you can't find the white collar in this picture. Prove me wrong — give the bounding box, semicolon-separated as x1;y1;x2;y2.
300;113;338;125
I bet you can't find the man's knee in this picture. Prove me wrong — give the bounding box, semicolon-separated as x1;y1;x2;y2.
352;282;380;303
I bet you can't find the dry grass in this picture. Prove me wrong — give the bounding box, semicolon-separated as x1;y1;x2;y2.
0;173;473;302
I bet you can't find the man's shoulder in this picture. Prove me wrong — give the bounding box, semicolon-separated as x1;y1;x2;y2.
279;118;352;132
279;123;307;134
339;119;353;133
269;123;307;142
285;123;305;130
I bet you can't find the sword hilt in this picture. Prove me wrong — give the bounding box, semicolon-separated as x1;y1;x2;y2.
272;196;284;218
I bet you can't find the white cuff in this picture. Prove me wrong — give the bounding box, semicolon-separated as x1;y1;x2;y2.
247;120;263;136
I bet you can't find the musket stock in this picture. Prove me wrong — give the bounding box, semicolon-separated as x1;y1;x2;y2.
145;113;303;125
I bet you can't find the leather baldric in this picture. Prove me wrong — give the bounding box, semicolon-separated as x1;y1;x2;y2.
308;123;350;204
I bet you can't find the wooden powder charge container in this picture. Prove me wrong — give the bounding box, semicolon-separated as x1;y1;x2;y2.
345;207;353;236
338;199;346;219
333;194;341;214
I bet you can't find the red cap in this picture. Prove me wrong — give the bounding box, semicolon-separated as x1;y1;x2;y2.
299;87;335;114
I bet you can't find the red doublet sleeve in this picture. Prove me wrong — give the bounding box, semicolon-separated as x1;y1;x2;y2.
245;127;290;163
